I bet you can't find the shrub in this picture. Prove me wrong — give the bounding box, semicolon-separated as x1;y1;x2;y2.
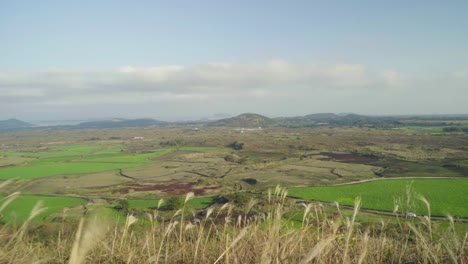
227;141;244;150
241;178;257;185
160;140;177;147
114;199;129;214
224;153;247;164
225;192;249;205
443;126;462;132
164;196;184;210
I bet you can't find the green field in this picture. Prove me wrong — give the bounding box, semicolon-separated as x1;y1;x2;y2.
0;145;174;179
1;195;87;223
398;126;444;133
81;149;170;163
2;145;102;159
288;179;468;218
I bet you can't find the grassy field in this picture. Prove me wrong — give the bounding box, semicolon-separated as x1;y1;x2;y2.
373;159;465;178
397;126;445;133
0;145;173;179
288;179;468;218
80;151;167;163
0;127;467;263
20;171;132;195
0;162;138;179
0;195;87;223
128;197;214;210
1;145;102;158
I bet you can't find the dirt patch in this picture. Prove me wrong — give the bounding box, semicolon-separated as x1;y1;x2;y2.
330;168;342;178
114;182;222;195
318;152;379;164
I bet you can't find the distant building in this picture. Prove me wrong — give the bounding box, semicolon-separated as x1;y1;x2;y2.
133;136;144;140
234;127;263;132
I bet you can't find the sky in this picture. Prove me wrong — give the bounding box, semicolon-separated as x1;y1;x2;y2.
1;0;467;121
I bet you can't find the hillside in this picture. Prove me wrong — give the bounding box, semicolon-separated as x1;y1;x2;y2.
209;113;402;128
75;118;168;129
0;119;33;130
298;113;400;127
304;113;339;120
208;113;276;127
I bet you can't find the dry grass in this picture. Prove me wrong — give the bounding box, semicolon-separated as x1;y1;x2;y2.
0;184;467;263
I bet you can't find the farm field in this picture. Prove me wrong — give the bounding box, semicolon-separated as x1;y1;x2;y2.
288;178;468;218
0;146;174;180
128;197;214;210
0;195;86;223
0;124;467;263
0;126;467;225
0;162;138;180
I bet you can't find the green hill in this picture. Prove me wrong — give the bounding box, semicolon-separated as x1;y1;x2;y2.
75;118;167;129
0;119;33;130
208;113;276;127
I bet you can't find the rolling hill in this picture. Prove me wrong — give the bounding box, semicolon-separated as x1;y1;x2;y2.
75;118;168;129
0;119;33;130
208;113;276;127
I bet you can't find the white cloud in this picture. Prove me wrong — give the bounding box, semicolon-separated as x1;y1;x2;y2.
0;61;467;120
452;70;468;79
120;65;185;82
0;60;378;100
381;70;405;87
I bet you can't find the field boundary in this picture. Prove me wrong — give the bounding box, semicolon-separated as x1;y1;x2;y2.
332;176;468;186
288;197;468;223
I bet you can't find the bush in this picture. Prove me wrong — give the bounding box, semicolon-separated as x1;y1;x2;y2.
241;178;257;185
160;140;177;147
227;141;244;150
114;199;129;214
225;192;249;205
443;126;462;132
164;196;184;210
224;154;247;164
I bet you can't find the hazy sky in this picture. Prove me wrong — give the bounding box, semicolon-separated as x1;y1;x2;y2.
1;0;467;121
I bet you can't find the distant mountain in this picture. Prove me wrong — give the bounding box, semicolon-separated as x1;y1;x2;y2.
209;113;276;127
4;113;468;131
207;112;398;128
272;116;319;128
200;113;232;121
304;113;339;120
75;118;168;129
271;113;403;128
302;113;400;127
0;119;33;130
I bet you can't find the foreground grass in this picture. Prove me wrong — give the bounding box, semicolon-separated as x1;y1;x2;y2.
288;178;468;218
0;187;467;263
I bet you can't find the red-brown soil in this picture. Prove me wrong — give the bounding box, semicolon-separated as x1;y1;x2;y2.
318;152;379;164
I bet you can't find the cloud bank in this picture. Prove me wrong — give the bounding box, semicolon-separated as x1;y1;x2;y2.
0;60;467;120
